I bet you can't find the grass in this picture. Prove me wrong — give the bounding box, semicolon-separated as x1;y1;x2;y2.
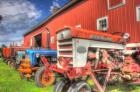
107;83;140;92
0;58;53;92
0;58;140;92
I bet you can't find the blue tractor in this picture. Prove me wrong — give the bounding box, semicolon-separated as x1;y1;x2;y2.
18;49;57;87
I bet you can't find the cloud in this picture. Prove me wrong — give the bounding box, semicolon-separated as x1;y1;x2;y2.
50;0;61;12
0;0;42;46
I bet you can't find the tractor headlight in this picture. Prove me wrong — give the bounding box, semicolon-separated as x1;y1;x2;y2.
123;33;130;40
36;53;40;58
57;28;71;40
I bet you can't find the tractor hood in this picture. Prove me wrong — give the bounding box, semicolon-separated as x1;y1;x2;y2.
25;49;57;66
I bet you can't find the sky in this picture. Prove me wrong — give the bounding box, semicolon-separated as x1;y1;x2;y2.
0;0;69;47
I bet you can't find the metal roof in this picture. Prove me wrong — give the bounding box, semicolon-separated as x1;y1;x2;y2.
24;0;81;36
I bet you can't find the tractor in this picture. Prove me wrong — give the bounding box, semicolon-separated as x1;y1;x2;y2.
38;27;133;92
1;46;28;68
18;49;57;87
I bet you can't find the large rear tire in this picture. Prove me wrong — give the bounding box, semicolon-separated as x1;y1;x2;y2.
5;59;9;64
7;60;12;66
54;80;70;92
35;66;55;87
10;61;17;69
68;81;91;92
7;59;15;68
3;58;6;62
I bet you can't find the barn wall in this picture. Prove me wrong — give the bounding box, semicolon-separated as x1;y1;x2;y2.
24;0;140;49
108;0;140;43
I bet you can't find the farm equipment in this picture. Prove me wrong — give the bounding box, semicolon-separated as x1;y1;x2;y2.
38;27;140;92
2;47;11;62
1;46;28;68
18;49;57;86
122;45;140;85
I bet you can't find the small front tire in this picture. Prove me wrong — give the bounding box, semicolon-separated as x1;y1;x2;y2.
35;66;55;87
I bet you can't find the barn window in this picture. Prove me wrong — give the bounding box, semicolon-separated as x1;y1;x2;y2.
136;6;140;21
107;0;126;10
97;16;108;31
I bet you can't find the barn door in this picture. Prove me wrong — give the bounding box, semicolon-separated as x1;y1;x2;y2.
34;34;42;48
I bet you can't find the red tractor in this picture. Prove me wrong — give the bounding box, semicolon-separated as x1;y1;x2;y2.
38;27;140;92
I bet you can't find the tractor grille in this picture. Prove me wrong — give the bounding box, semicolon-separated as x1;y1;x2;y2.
57;39;73;58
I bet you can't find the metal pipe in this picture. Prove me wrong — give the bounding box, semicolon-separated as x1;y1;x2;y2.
90;72;104;92
103;67;112;91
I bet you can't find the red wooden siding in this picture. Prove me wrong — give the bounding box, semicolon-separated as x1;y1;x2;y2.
24;0;140;49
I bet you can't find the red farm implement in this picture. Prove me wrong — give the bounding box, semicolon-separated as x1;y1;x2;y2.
2;47;11;62
37;27;140;92
2;46;28;68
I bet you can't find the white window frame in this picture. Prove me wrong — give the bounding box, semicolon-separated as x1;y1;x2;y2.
136;6;140;21
107;0;126;10
97;16;108;31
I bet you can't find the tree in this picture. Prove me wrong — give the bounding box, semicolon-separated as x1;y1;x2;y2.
1;44;7;48
51;6;60;14
0;44;6;57
0;15;3;23
50;1;60;14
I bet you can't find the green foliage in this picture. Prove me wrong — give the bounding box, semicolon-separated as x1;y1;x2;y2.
1;44;7;48
0;44;7;55
0;15;2;22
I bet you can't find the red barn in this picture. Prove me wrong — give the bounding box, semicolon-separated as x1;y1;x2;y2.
23;0;140;49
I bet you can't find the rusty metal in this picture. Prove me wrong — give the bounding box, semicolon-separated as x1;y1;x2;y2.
90;72;104;92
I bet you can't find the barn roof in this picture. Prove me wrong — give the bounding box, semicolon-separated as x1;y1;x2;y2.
24;0;81;36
